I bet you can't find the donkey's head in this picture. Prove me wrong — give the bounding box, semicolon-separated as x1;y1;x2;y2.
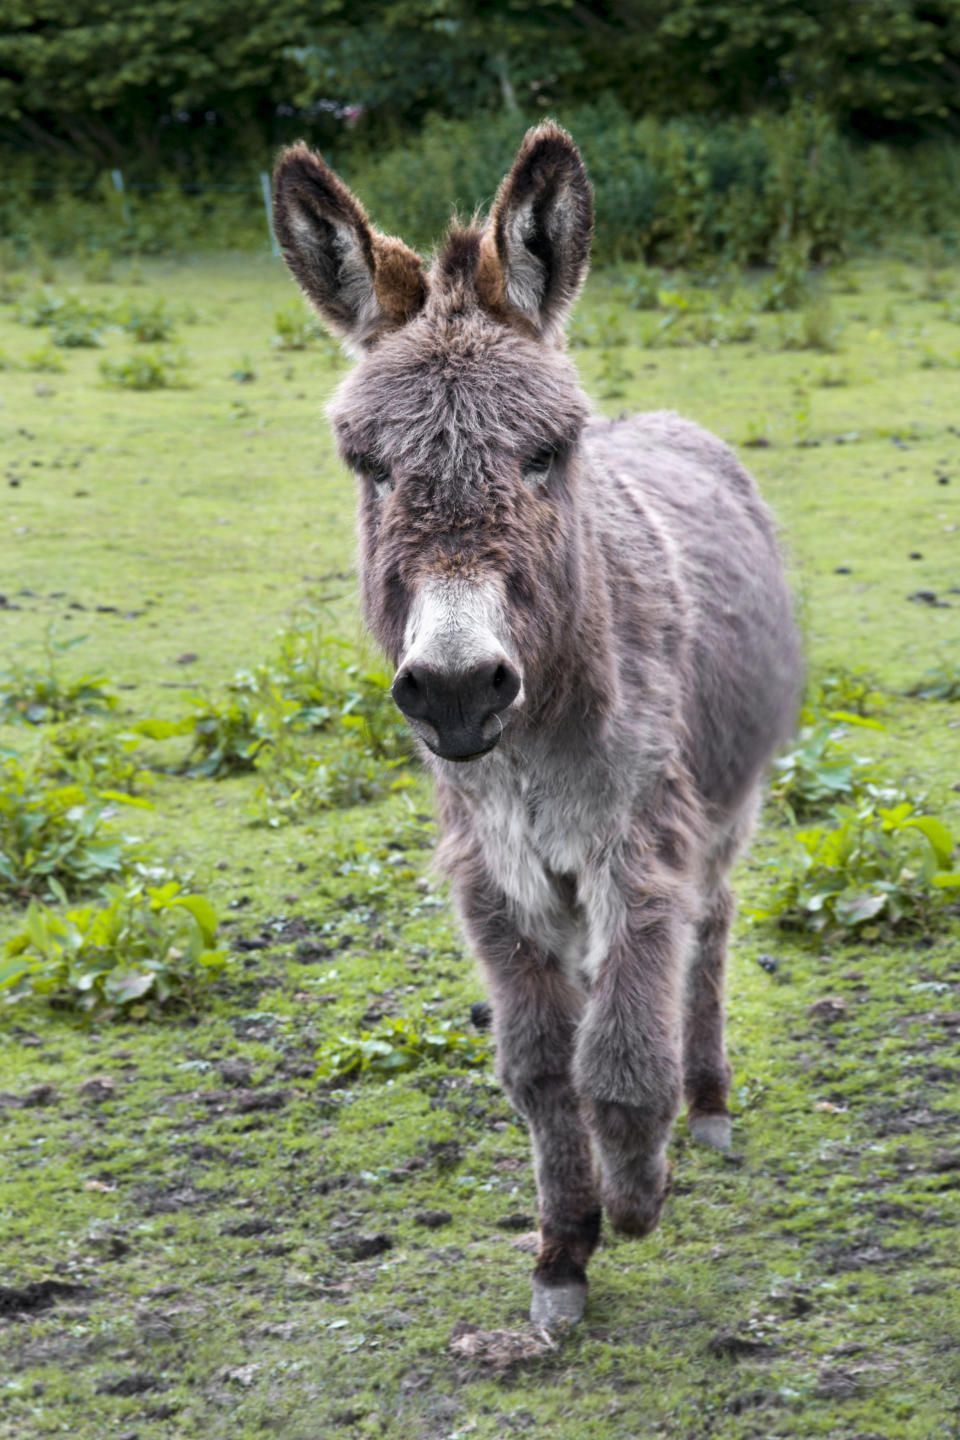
274;124;594;762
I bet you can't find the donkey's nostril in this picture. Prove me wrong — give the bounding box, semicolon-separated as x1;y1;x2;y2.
482;658;521;712
392;666;430;719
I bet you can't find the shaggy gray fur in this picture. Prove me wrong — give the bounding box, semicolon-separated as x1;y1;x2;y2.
273;122;802;1327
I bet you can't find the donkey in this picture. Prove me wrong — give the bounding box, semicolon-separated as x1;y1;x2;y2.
273;123;802;1328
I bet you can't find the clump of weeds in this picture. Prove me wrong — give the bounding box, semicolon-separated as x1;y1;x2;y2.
1;878;228;1020
752;797;959;943
314;1010;490;1084
100;347;188;389
0;754;148;904
0;633;118;724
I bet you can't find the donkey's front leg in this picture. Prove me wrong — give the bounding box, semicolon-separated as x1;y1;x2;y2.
574;884;687;1238
458;883;600;1327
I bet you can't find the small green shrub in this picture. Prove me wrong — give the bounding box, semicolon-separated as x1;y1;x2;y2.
812;667;886;716
138;623;413;794
43;720;152;796
690;305;758;345
273;302;317;350
51;316;103;348
0;880;228;1019
252;621;411;759
81;248;115;283
776;294;841;352
752;800;959;943
252;736;415;828
182;686;291;777
315;1012;490;1085
761;240;812;312
230;356;257;382
771;720;880;821
908;663;960;701
99;348;187;390
0;634;118;724
0;269;28;305
17;288;110;348
0;756;147;903
570;306;630;352
24;344;66;373
136;687;287;780
622;266;661;310
118;297;175;342
596;349;634;399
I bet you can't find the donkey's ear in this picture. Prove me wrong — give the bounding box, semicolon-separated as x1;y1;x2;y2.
480;122;592;341
273;143;427;349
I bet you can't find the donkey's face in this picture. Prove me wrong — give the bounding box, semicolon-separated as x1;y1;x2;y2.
274;125;593;761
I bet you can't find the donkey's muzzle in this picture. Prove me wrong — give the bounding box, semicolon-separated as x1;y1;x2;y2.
391;658;521;761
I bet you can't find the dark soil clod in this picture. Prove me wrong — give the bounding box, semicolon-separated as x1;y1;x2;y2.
0;1280;90;1316
332;1232;394;1260
414;1210;453;1228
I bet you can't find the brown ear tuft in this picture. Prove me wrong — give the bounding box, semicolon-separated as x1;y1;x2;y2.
273;143;427;348
372;234;429;325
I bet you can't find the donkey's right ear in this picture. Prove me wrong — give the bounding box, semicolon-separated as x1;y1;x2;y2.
273;144;427;349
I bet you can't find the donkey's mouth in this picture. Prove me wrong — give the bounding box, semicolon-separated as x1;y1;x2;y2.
405;715;504;762
430;734;502;763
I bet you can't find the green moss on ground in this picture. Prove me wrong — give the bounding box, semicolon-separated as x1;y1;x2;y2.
1;254;959;1439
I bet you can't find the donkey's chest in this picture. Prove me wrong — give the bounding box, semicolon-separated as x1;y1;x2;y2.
465;759;615;974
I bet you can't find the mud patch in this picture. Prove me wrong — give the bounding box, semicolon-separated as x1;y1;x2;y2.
0;1280;90;1317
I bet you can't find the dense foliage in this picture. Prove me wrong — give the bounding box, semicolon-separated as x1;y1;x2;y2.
7;103;960;266
3;1;960;178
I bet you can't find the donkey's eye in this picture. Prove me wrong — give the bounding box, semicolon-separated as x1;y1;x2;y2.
522;445;555;489
359;460;394;498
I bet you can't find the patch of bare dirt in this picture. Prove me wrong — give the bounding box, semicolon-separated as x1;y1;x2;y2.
0;1280;90;1318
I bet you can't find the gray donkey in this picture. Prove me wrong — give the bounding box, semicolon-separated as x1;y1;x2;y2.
273;123;801;1328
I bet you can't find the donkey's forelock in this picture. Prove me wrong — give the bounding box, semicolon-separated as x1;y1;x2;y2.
328;304;590;495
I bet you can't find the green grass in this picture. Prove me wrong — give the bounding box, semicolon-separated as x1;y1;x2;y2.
1;252;959;1439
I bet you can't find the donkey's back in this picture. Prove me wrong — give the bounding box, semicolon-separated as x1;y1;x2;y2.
586;408;800;816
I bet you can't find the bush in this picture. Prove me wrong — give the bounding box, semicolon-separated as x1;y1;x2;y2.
118;297;176;342
0;880;228;1019
7;104;960;266
43;720;152;796
908;663;960;702
752;799;959;943
182;685;292;778
314;1012;490;1085
252;735;416;828
99;348;188;390
771;720;880;822
273;302;317;350
0;755;147;903
0;633;118;724
24;344;66;373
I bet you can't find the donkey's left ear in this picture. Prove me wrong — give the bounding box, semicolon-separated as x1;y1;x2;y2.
273;143;427;349
480;122;592;342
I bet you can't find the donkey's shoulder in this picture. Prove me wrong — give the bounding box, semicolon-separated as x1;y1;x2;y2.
587;409;752;488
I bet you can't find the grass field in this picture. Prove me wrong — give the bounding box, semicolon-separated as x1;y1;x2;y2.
1;250;960;1440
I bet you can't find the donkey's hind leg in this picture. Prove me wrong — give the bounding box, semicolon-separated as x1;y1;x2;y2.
683;881;734;1151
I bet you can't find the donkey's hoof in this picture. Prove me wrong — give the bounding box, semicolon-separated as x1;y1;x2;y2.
689;1111;732;1151
530;1278;587;1329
